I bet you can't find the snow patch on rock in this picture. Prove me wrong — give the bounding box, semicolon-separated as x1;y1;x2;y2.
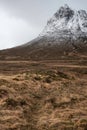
39;5;87;40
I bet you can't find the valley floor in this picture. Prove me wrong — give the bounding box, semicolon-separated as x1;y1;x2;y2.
0;60;87;130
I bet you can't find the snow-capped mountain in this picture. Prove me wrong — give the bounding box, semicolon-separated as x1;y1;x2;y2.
0;4;87;60
40;4;87;40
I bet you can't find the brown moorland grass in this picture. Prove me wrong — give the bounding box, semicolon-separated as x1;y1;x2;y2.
0;60;87;130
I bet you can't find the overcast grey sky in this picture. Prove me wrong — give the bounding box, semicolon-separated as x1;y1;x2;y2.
0;0;87;50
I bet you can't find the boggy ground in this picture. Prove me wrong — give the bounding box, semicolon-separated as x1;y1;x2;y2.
0;60;87;130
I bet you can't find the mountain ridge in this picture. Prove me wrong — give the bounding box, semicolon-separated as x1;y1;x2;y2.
40;4;87;39
0;4;87;60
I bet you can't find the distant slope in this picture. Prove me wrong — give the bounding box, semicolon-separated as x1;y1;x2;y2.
0;37;87;60
0;5;87;60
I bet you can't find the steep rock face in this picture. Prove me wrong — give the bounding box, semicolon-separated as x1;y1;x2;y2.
40;4;87;41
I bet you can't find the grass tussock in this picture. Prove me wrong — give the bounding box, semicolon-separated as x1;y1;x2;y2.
0;60;87;130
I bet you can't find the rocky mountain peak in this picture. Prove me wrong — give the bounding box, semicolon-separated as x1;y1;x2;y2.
54;4;74;20
40;5;87;39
